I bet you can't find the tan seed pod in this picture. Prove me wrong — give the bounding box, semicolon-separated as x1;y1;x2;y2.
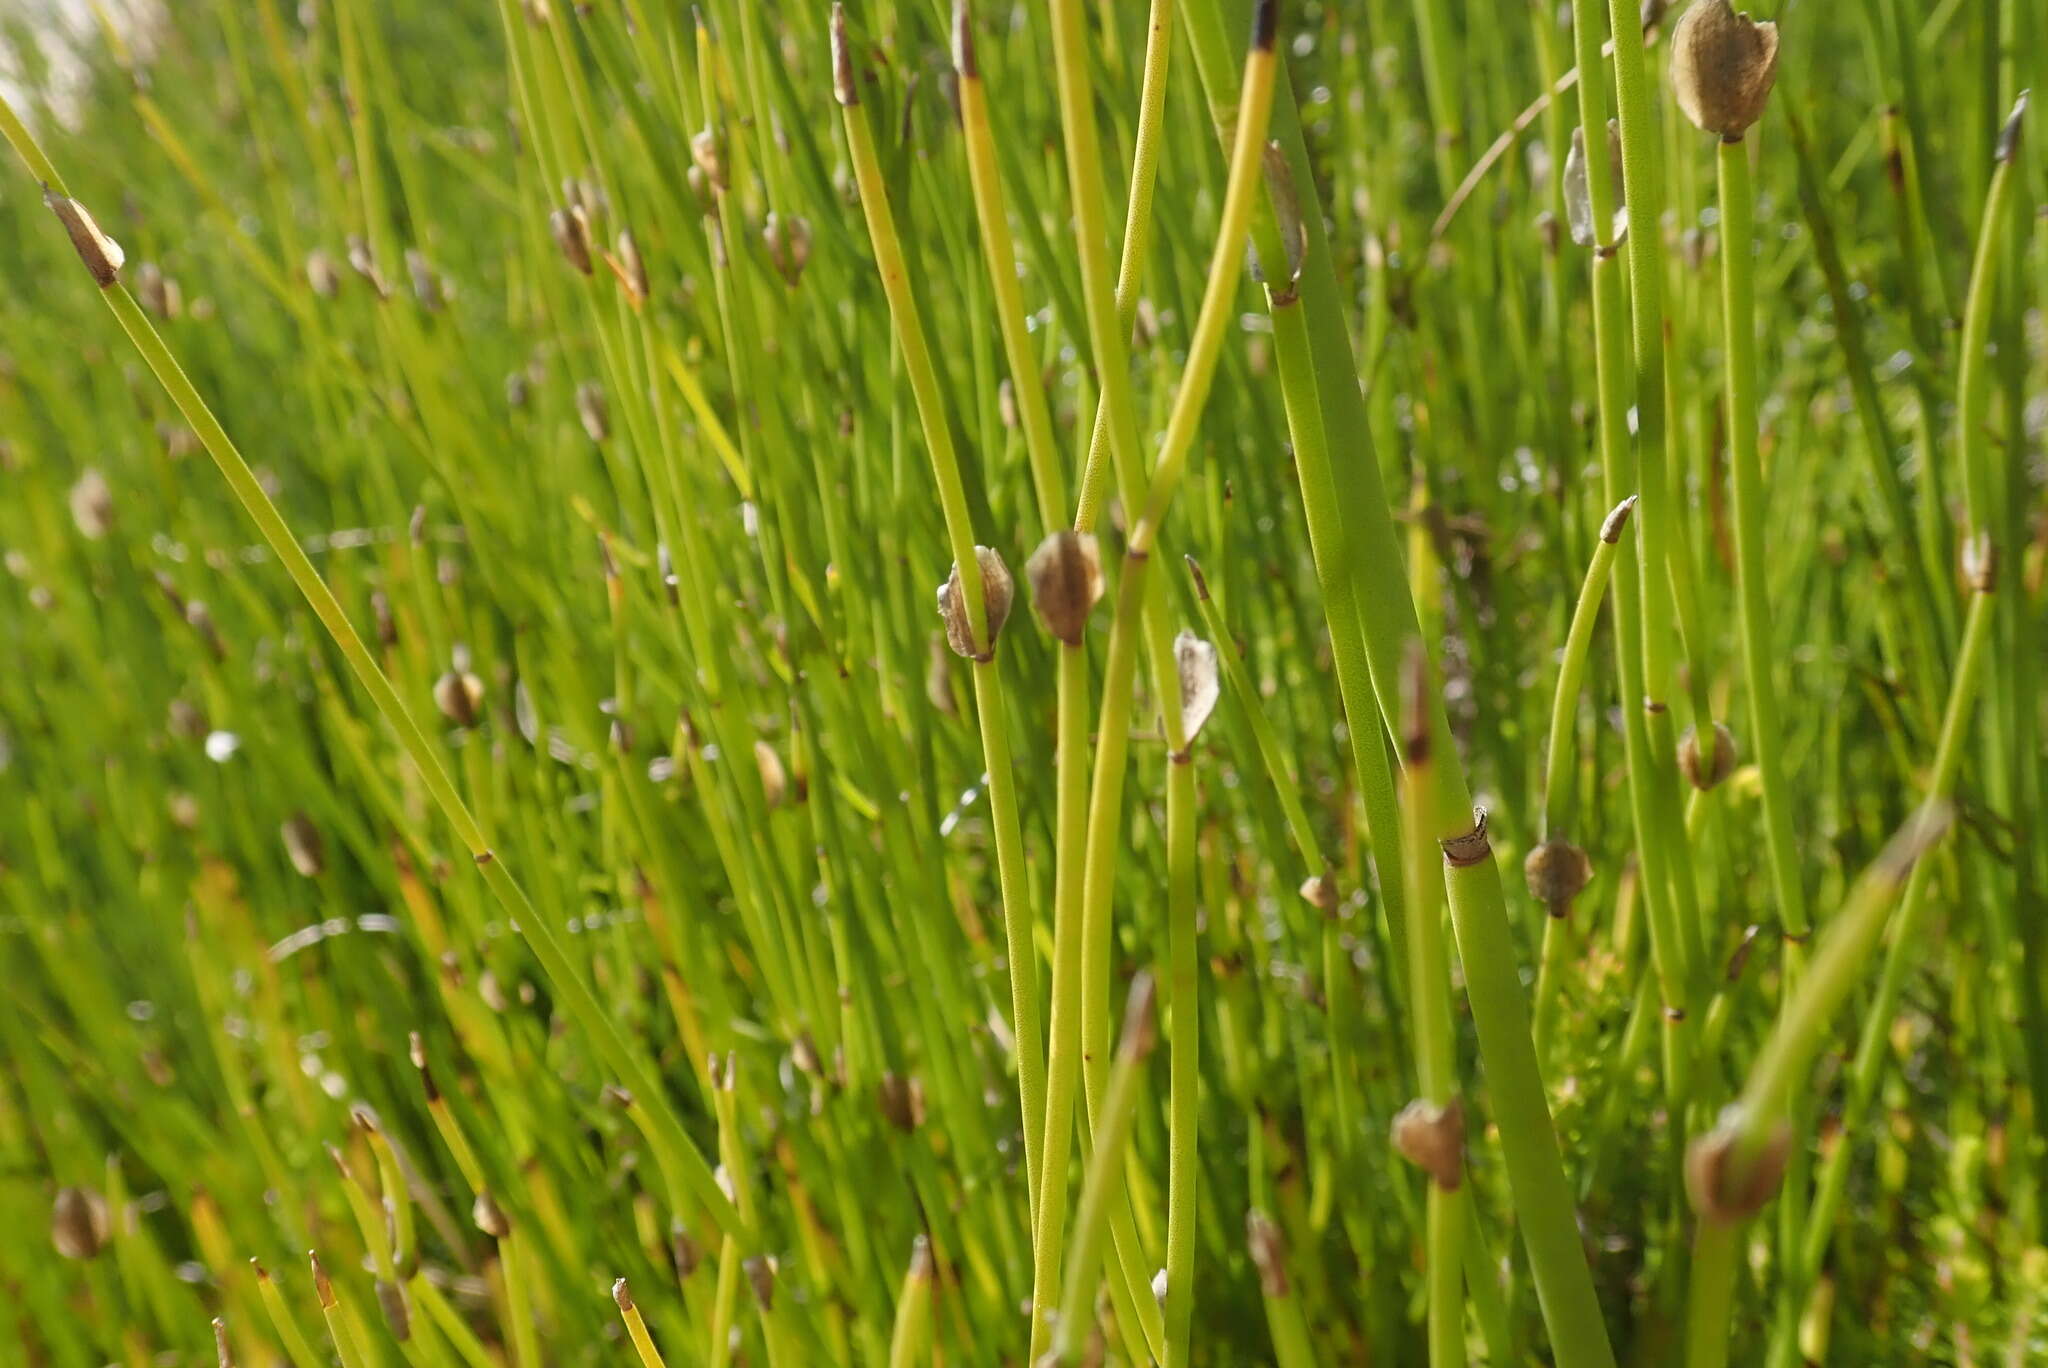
1390;1096;1466;1190
44;189;124;287
69;467;114;539
1245;1210;1290;1298
1298;871;1339;915
1668;0;1780;139
936;546;1014;661
924;635;957;717
690;128;727;193
471;1190;512;1239
1677;721;1738;790
281;812;325;878
1685;1108;1791;1225
1024;530;1102;646
52;1185;111;1259
1174;631;1221;746
1524;839;1594;913
576;380;610;442
763;213;812;288
753;739;788;808
434;669;485;728
1563;120;1628;249
306;249;340;298
404;249;443;312
550;205;594;275
613;228;649;303
878;1073;925;1132
345;235;391;299
672;1224;702;1279
744;1254;776;1310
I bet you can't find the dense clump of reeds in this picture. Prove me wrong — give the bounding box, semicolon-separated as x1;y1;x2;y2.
0;0;2043;1363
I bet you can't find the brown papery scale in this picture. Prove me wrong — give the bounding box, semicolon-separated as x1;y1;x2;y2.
1677;721;1739;790
1669;0;1780;139
1025;530;1102;646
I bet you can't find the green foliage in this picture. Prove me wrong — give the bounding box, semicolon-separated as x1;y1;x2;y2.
0;0;2043;1364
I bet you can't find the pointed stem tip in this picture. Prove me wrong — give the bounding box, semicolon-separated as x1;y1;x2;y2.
1996;90;2029;164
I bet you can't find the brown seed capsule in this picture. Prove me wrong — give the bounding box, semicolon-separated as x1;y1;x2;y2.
1390;1096;1466;1190
672;1224;702;1279
613;228;649;303
924;635;956;717
763;213;812;288
1677;722;1738;790
936;546;1014;661
1298;872;1339;915
281;812;325;878
744;1254;776;1310
690;128;727;193
1024;531;1102;647
1174;631;1221;747
1685;1108;1791;1225
472;1190;512;1239
753;739;788;808
435;669;485;728
576;381;610;442
306;249;340;298
1668;0;1780;139
44;189;124;287
345;235;391;299
612;1277;636;1313
69;468;114;539
830;5;859;107
405;249;443;312
1563;120;1628;249
550;205;594;275
1523;839;1594;914
878;1073;925;1132
136;262;176;318
52;1186;111;1259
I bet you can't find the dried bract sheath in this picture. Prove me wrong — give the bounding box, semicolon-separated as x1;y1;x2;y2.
1669;0;1780;139
434;669;485;728
1685;1107;1791;1224
936;546;1014;661
1024;530;1102;646
690;128;727;193
575;380;609;442
44;189;124;287
1174;631;1221;745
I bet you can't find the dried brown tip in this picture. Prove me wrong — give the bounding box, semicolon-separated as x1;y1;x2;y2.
1252;142;1306;295
1117;970;1159;1060
951;0;976;77
1025;531;1103;646
281;812;325;878
1298;871;1339;915
250;1257;271;1282
878;1073;926;1132
1677;722;1739;790
213;1317;234;1368
937;546;1015;661
1669;0;1780;138
1391;1096;1467;1190
1600;494;1639;544
310;1251;337;1309
1996;91;2029;164
44;188;125;287
1251;0;1278;52
612;1276;635;1312
576;380;610;443
1174;631;1222;746
830;5;858;106
1183;554;1212;602
1440;808;1491;868
51;1185;110;1259
1684;1108;1791;1224
1523;840;1593;914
